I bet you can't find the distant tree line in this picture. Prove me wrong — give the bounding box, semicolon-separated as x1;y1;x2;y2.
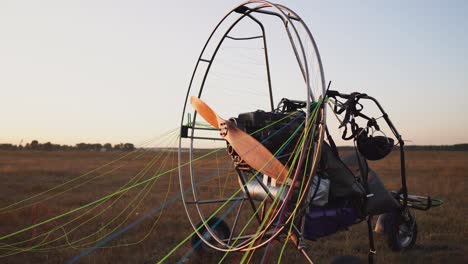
0;140;135;152
402;144;468;151
337;143;468;151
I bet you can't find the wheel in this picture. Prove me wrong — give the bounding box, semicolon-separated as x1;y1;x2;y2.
178;1;327;253
191;217;231;255
383;208;417;251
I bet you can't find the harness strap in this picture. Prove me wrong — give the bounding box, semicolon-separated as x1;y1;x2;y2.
325;125;339;157
367;216;376;264
354;142;376;263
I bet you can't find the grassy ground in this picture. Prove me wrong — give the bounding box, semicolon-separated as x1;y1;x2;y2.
0;149;466;263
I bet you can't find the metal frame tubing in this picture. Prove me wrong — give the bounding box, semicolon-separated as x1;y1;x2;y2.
178;0;326;253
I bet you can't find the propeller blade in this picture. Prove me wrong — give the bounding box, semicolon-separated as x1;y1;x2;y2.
190;96;290;184
190;96;220;129
222;120;290;184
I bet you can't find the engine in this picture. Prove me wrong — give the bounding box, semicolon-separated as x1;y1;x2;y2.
229;98;307;170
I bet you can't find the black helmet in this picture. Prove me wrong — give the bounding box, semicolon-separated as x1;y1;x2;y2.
357;131;394;161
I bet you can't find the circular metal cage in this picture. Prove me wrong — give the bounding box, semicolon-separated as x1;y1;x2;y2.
178;0;327;253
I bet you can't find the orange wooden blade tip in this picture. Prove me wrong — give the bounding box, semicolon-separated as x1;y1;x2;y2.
190;96;220;129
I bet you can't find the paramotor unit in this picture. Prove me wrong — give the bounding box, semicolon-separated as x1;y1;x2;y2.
178;1;442;263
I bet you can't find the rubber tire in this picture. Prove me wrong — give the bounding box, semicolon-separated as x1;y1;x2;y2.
383;208;418;251
190;217;231;255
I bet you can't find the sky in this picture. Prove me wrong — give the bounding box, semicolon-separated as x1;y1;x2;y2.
1;0;467;146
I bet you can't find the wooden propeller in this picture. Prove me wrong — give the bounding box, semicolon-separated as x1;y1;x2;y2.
190;96;290;184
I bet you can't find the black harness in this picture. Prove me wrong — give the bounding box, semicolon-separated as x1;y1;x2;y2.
327;90;378;264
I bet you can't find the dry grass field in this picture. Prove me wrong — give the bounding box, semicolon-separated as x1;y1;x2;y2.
0;149;466;263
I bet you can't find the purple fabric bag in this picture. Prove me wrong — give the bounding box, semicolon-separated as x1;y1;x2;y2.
303;206;358;240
